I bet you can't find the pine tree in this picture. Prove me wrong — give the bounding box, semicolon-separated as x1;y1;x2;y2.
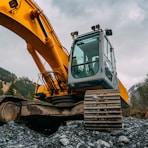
0;81;3;95
137;74;148;111
5;83;15;95
129;74;148;115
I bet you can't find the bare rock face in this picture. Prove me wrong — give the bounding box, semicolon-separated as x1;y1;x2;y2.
0;117;148;148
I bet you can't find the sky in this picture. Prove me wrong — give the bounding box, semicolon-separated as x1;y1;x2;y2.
0;0;148;90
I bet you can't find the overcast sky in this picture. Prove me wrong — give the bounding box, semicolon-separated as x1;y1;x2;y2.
0;0;148;90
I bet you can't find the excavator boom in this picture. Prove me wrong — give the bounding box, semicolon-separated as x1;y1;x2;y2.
0;0;69;93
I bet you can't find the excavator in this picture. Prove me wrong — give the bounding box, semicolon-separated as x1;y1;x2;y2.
0;0;129;133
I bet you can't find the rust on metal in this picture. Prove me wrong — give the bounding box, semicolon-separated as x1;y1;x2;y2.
0;102;20;123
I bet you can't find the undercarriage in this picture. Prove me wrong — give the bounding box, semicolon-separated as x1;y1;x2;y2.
0;89;122;134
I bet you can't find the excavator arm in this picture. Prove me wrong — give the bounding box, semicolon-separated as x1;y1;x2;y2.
0;0;69;95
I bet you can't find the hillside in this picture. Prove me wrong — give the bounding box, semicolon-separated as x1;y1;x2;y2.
128;74;148;117
0;67;35;99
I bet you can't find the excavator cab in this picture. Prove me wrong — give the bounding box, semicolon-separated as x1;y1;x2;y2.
68;26;118;91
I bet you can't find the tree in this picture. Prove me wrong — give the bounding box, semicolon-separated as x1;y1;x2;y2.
0;81;3;95
5;83;15;95
130;94;139;109
130;74;148;112
0;67;35;99
137;74;148;111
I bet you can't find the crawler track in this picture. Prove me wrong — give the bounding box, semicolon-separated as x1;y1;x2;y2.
84;89;122;131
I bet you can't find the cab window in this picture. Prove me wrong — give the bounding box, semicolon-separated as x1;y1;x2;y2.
104;37;114;80
71;35;99;78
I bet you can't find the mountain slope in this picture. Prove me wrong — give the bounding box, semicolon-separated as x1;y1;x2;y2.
0;67;35;99
128;74;148;115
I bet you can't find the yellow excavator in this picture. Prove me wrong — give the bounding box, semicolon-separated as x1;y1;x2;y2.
0;0;129;133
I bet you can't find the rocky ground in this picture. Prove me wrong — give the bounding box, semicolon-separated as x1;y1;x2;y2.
0;117;148;148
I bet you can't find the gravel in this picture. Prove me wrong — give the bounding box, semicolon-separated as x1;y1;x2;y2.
0;117;148;148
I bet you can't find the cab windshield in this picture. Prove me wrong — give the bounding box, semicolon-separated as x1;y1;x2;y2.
71;34;99;78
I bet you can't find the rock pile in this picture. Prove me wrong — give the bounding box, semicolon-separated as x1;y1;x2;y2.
0;117;148;148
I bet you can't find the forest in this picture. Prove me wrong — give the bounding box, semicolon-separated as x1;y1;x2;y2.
129;74;148;116
0;67;35;99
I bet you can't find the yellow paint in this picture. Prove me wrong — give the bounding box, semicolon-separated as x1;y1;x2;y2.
118;79;130;105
